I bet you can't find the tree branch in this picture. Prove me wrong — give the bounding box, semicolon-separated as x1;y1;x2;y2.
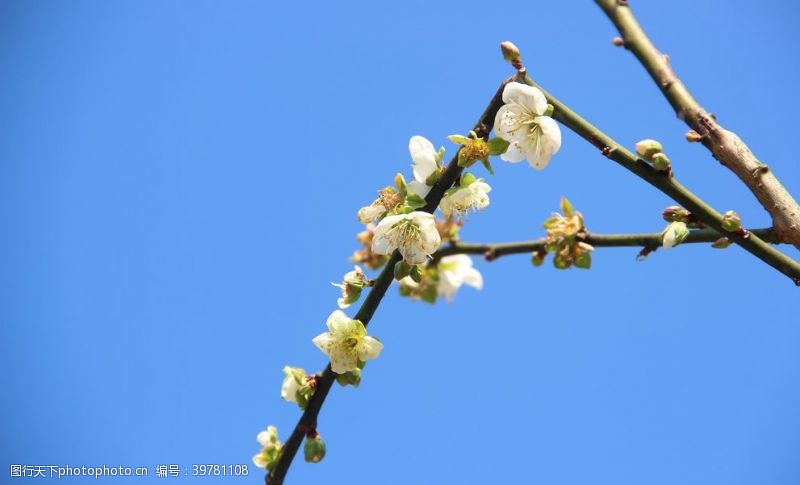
434;227;779;261
265;75;518;485
594;0;800;249
518;71;800;284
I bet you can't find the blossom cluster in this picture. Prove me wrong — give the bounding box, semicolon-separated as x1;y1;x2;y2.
539;197;593;269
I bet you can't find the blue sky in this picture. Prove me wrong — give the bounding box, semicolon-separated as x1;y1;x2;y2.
2;1;799;483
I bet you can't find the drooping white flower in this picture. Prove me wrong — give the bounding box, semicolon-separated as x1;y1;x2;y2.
312;310;383;374
662;221;689;249
494;82;561;169
280;367;303;404
437;254;483;301
408;135;438;198
371;211;441;264
357;203;386;224
253;426;282;471
439;179;491;217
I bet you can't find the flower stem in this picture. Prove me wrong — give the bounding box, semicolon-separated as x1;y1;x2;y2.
434;227;780;261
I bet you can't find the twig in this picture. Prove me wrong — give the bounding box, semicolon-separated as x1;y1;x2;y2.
519;71;800;284
265;74;518;485
434;227;779;261
594;0;800;249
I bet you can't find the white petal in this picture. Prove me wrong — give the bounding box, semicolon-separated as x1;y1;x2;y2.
441;254;473;268
407;180;432;198
360;336;384;361
357;203;385;224
256;431;271;446
401;246;428;265
502;82;547;115
326;310;351;333
500;140;527;163
493;104;527;142
330;354;358;374
527;116;561;170
409;136;437;183
281;376;300;402
312;333;332;354
460;266;483;290
253;453;267;468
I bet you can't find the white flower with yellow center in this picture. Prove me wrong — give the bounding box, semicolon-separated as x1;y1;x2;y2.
494;82;561;169
312;310;383;374
439;175;491;218
437;254;483;301
407;135;439;198
371;211;441;265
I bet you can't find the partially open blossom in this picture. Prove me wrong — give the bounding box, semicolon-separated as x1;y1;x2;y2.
281;366;315;409
312;310;383;374
437;254;483;301
542;197;593;269
439;174;491;218
662;221;689;249
407;136;440;198
494;82;561;169
372;211;441;265
252;426;282;471
357;203;386;224
332;266;371;309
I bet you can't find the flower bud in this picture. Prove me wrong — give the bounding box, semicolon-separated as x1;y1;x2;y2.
662;206;691;223
685;130;703;142
711;237;731;249
651;152;671;171
531;251;545;267
635;139;663;161
612;37;625;47
661;221;689;249
721;210;741;232
304;434;326;463
500;41;521;64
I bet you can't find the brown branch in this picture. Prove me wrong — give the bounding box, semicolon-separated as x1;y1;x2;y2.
595;0;800;249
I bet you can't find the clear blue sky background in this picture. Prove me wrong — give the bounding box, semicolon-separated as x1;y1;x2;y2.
2;1;799;484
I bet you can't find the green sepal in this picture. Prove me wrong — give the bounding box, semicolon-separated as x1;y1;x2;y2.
394;174;407;195
460;172;477;188
405;193;426;210
394;261;412;280
480;158;495;175
543;104;554;117
409;265;423;283
448;134;470;145
420;284;438;304
574;252;592;269
425;169;442;186
560;197;574;217
487;137;510;156
435;146;446;163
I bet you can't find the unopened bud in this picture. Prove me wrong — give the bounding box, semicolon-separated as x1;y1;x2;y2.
662;206;691;223
500;41;521;64
612;37;625;47
721;210;741;232
635;139;663;161
304;434;326;463
662;221;689;249
711;237;732;249
532;251;545;267
394;173;407;193
685;130;703;142
651;152;671;171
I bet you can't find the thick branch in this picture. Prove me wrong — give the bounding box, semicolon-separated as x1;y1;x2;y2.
595;0;800;249
435;227;779;261
519;72;800;284
266;75;516;485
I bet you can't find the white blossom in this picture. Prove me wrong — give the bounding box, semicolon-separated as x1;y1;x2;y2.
252;426;282;470
357;203;386;224
371;211;441;265
494;82;561;169
312;310;383;374
437;254;483;301
439;180;491;217
408;135;438;198
332;266;369;309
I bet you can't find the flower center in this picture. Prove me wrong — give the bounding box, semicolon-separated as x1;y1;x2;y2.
344;336;359;349
390;219;422;246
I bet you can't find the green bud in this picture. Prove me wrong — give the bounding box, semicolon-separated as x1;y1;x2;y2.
531;251;545;267
304;434;326;463
721;210;741;232
662;205;691;223
662;221;690;249
635;139;663;161
651;152;671;171
542;104;554;117
500;41;521;64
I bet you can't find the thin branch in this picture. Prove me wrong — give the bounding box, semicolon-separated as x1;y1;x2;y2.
265;75;518;485
594;0;800;249
517;71;800;284
434;227;779;261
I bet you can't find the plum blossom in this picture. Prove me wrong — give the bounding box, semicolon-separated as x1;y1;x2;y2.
494;82;561;169
436;254;483;301
371;211;441;265
312;310;383;374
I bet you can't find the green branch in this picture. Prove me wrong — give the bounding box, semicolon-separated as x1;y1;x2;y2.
265;75;517;485
516;70;800;284
434;227;779;261
594;0;800;250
